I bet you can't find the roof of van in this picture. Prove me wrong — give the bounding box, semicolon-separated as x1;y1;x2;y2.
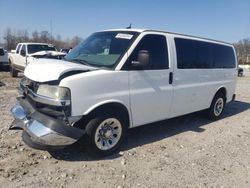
104;28;146;33
103;28;232;45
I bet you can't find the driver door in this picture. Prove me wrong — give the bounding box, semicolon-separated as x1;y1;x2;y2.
16;44;27;70
125;34;174;127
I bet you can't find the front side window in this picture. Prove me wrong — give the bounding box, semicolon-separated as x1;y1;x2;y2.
16;44;21;54
64;31;139;69
20;45;26;56
27;45;56;54
123;34;169;70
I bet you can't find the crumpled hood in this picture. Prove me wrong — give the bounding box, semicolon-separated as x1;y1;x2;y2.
24;59;98;82
29;50;66;57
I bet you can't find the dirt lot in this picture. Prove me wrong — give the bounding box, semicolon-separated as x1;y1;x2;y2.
0;69;249;188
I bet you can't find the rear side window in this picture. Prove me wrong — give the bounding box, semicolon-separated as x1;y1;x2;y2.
175;39;196;69
213;44;235;68
124;34;169;70
196;41;213;68
0;48;4;56
175;38;235;69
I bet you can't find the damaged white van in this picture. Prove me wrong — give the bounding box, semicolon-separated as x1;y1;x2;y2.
10;29;237;156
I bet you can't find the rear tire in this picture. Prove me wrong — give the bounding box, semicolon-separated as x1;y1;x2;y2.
207;92;226;121
84;110;128;157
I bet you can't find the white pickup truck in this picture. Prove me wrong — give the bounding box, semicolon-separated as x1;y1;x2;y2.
9;43;66;77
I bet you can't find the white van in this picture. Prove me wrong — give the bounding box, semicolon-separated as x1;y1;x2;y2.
10;29;237;156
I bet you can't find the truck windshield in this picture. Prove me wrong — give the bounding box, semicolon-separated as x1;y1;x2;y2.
64;31;139;69
27;45;56;54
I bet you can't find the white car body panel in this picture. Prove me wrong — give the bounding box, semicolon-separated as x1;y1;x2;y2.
24;59;97;82
60;70;131;123
23;29;237;128
128;70;173;126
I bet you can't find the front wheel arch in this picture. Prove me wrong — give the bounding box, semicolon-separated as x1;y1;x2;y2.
74;102;130;130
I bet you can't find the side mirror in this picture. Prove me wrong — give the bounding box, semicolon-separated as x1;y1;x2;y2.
20;49;26;56
131;50;150;68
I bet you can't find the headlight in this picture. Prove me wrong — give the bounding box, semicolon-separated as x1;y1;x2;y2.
37;85;70;100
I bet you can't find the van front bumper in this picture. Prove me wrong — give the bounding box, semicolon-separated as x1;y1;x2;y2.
10;97;85;150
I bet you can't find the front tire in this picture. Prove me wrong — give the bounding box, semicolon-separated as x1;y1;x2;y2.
208;92;226;120
84;110;127;157
9;62;18;77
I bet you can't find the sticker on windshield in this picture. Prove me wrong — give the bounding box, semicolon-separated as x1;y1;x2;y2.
115;33;133;40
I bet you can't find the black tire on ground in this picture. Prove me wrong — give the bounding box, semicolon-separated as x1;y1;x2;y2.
207;92;226;121
10;65;18;77
84;110;128;157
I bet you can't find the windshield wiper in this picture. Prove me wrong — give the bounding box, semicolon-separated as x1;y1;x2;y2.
68;58;91;66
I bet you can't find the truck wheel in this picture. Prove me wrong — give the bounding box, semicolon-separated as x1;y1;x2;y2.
84;110;127;157
208;92;226;120
10;65;18;77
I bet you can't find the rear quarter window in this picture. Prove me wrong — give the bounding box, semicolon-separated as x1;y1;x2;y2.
175;37;236;69
213;44;235;68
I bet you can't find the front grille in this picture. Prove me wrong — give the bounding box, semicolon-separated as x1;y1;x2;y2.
20;77;40;93
26;95;64;117
26;79;40;93
21;77;71;119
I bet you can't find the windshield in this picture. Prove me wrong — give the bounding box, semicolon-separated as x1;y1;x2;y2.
64;31;139;69
27;44;56;54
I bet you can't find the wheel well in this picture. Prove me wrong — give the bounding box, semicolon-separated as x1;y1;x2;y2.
9;58;14;67
216;87;227;100
74;103;130;129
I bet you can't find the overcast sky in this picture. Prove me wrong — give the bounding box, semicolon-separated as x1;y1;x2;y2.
0;0;249;43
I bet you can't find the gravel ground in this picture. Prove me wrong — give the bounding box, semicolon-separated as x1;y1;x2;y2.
0;69;249;188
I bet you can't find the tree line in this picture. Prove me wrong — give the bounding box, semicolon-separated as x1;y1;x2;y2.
234;38;250;64
2;27;81;51
1;27;250;64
